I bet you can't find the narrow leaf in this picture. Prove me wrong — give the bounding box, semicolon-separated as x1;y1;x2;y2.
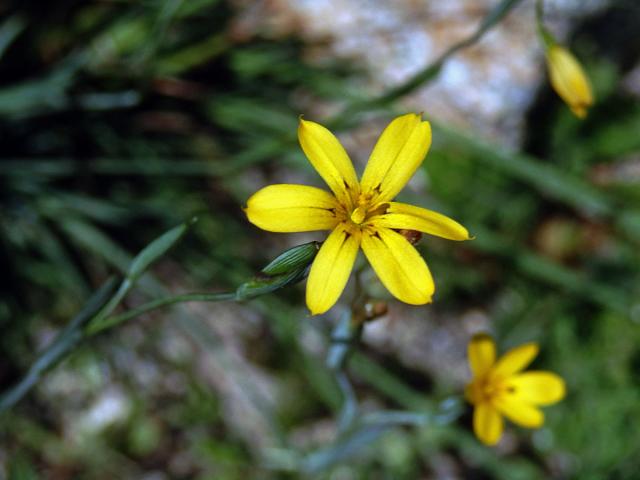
128;217;197;280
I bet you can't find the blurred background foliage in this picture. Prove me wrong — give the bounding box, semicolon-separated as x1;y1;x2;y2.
1;0;639;479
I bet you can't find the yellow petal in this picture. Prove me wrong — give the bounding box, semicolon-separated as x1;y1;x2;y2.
361;227;434;305
360;114;432;202
245;184;340;232
546;45;594;119
508;371;566;406
492;342;539;378
473;403;503;446
298;118;359;207
373;202;471;240
306;224;361;315
493;394;544;428
468;334;496;378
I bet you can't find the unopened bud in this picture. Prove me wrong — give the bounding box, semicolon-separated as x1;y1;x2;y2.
546;44;594;119
261;242;320;275
236;241;321;299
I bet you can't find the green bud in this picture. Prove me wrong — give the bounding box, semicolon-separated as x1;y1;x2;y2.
236;242;320;300
261;241;320;275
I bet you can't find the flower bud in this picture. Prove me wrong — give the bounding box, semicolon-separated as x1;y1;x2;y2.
236;242;320;299
546;44;594;119
261;241;320;276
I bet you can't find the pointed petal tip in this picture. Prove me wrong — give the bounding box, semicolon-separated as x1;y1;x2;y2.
404;112;427;122
523;342;540;355
494;342;540;377
298;115;321;130
298;116;313;131
556;377;567;401
405;295;433;306
480;434;500;447
471;332;494;343
571;106;588;119
307;297;329;316
307;301;330;316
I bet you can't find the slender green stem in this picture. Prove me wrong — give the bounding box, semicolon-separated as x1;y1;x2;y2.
294;399;466;474
535;0;556;48
335;371;357;433
85;291;237;335
0;278;118;413
327;308;364;433
330;0;526;128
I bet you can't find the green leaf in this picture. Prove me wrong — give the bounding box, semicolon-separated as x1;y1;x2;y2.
128;217;197;280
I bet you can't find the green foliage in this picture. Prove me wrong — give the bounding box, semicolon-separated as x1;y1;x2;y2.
1;0;639;479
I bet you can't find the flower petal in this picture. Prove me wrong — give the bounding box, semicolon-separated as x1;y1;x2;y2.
361;227;434;305
492;342;539;378
508;371;566;406
373;202;471;240
360;114;431;202
468;334;496;378
306;224;361;315
245;184;340;232
493;394;544;428
473;403;503;446
298;118;359;207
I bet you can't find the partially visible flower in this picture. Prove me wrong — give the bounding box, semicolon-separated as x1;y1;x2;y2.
245;114;471;315
465;334;566;446
545;44;594;119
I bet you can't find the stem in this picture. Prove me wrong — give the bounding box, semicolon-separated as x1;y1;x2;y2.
535;0;555;48
335;371;357;433
325;311;362;433
0;278;118;413
85;291;237;336
0;288;237;413
330;0;526;127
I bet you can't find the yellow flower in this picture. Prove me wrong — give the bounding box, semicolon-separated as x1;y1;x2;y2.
245;114;471;315
465;334;566;446
546;44;594;119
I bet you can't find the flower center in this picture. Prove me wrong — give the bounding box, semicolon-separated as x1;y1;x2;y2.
346;193;389;227
467;375;513;405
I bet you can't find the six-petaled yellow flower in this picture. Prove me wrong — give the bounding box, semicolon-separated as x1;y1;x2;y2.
245;114;471;315
465;334;566;446
546;44;594;119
